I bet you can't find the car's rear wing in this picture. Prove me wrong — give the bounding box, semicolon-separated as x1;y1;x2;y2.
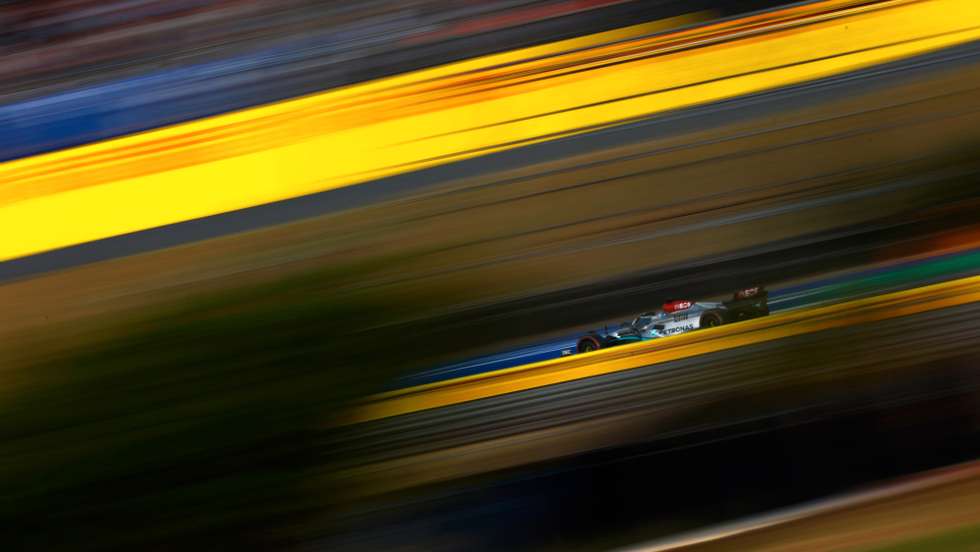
723;286;768;311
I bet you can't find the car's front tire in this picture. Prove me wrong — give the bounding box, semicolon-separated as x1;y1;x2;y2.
577;337;600;353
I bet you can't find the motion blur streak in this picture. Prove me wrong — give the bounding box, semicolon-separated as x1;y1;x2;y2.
351;273;980;422
2;0;978;262
6;2;980;550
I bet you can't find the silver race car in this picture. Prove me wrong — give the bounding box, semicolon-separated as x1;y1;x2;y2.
576;287;769;353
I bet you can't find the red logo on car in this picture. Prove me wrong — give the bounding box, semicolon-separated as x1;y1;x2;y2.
663;300;692;313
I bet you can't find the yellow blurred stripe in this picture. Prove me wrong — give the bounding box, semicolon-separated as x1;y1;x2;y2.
349;274;980;424
2;0;980;262
0;11;713;201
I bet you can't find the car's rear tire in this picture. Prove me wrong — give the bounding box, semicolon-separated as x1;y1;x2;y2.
577;337;600;353
700;311;724;329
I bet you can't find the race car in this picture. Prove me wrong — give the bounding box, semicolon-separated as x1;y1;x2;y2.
575;286;769;353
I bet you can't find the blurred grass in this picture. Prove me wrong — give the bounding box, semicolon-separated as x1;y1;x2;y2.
0;259;479;550
864;524;980;552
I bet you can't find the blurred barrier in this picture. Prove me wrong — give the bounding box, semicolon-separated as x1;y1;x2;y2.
0;12;711;162
2;0;979;264
350;273;980;422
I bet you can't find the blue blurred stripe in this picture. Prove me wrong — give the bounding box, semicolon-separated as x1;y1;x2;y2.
0;37;342;162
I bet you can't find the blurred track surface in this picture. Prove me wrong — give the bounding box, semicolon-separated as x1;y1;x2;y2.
397;245;980;388
323;284;980;526
352;274;980;423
